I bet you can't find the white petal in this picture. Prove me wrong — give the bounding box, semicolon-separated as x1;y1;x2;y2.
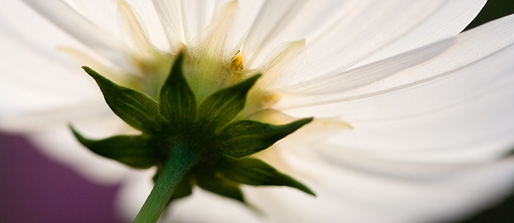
247;146;514;223
61;0;169;53
279;14;514;121
0;2;110;128
240;0;304;68
322;84;514;163
178;0;222;43
355;0;486;67
118;0;157;57
223;0;266;53
241;0;366;68
121;0;170;52
22;0;131;67
152;0;187;52
60;0;121;38
152;0;230;52
277;14;514;162
273;0;486;85
281;37;455;98
0;100;111;133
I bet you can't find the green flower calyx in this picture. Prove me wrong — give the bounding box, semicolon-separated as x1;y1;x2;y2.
71;51;314;222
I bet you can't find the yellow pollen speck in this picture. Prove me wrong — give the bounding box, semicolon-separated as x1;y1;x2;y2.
231;51;243;72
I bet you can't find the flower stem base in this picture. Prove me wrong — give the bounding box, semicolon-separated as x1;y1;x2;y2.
134;144;200;223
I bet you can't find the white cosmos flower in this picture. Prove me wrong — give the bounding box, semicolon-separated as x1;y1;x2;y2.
1;0;514;222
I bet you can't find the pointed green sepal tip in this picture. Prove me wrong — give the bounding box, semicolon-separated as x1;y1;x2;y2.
219;157;315;196
159;52;197;126
197;74;262;131
79;63;318;221
82;66;162;134
70;125;156;169
218;117;313;158
197;172;246;203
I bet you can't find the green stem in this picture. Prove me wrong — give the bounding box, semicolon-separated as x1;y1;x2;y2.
134;144;200;223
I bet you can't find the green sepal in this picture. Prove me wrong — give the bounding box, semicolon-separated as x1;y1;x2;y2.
70;126;155;169
217;118;313;158
197;74;261;131
218;156;315;196
159;52;197;126
83;66;162;134
197;171;245;203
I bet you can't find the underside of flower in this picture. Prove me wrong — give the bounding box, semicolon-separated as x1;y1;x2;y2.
4;0;514;222
60;2;320;221
71;51;314;222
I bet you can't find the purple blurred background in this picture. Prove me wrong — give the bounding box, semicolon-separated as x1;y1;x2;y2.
0;132;124;223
